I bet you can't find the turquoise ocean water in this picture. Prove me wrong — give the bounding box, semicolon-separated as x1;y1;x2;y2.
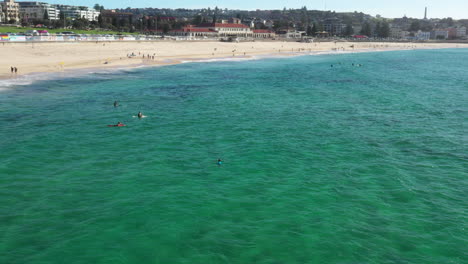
0;49;467;264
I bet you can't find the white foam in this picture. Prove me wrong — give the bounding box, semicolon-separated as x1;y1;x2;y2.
0;65;147;91
0;47;430;91
180;56;259;64
0;72;58;90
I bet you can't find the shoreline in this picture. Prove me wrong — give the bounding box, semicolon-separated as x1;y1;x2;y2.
1;41;468;85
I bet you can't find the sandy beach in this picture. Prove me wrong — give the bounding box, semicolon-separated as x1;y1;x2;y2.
1;40;467;79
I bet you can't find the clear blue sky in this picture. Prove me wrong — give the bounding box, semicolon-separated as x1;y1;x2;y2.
41;0;468;19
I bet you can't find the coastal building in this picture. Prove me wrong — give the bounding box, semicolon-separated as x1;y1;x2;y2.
252;29;276;38
447;28;457;39
390;27;403;39
432;29;449;39
264;20;274;29
229;17;241;24
54;5;99;21
169;25;217;38
101;10;133;25
240;17;255;28
1;0;20;23
353;25;362;35
18;2;60;22
415;30;430;41
158;16;176;23
456;26;467;38
195;22;252;37
168;23;276;39
276;28;304;39
323;23;347;36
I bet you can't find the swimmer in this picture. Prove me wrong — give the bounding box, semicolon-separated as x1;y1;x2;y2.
217;159;223;166
114;101;118;107
108;122;125;127
137;112;143;118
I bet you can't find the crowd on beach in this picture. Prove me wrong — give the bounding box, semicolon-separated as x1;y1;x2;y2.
126;52;156;60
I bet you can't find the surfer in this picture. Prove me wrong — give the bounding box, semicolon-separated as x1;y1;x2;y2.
137;112;143;118
108;122;125;127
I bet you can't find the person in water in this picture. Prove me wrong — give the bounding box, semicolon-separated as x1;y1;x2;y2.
137;112;143;118
117;122;123;125
217;159;223;165
114;101;118;107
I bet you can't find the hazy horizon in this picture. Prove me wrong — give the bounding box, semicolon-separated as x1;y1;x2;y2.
37;0;468;19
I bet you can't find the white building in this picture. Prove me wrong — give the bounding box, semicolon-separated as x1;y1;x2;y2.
264;20;274;29
390;27;403;39
456;26;466;38
54;5;99;21
432;29;449;39
415;30;430;40
19;2;60;21
252;29;275;38
1;0;20;23
276;28;304;39
323;23;347;35
196;22;252;37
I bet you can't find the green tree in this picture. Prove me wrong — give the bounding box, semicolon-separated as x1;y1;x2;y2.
409;21;420;31
93;4;104;10
97;14;103;27
316;23;324;32
311;23;317;35
119;18;128;28
72;18;89;29
112;17;118;27
344;23;354;36
213;6;218;23
43;10;49;21
360;22;372;36
306;25;313;36
375;21;381;37
162;23;170;33
192;15;202;25
380;21;390;38
59;11;66;28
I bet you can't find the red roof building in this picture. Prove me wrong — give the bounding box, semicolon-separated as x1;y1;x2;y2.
198;23;250;29
169;25;218;37
167;22;276;39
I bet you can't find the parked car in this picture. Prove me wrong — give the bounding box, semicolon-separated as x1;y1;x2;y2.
26;30;39;36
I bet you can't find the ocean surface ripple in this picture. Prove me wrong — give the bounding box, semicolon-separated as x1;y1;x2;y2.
0;49;467;264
